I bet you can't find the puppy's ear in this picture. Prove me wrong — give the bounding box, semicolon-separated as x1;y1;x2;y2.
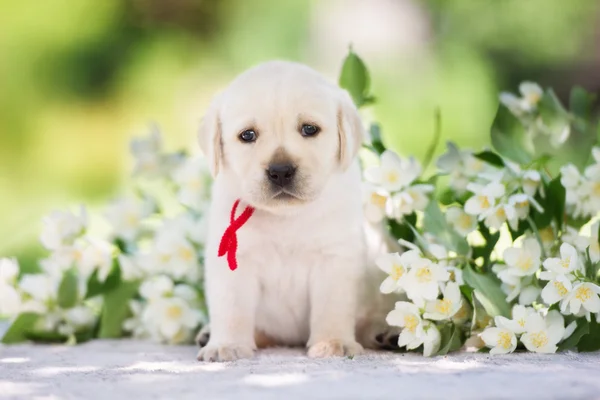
198;94;224;177
337;90;365;170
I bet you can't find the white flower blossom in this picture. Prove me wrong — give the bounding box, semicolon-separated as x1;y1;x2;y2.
502;238;542;277
561;282;600;315
480;326;517;355
494;305;536;335
436;142;489;193
140;275;174;300
386;302;424;350
363;184;389;223
390;184;433;218
520;312;564;353
542;243;580;275
365;150;421;192
376;251;420;294
403;258;450;306
142;296;203;344
446;207;477;236
499;82;543;115
40;206;87;250
172;157;211;210
464;181;506;218
424;282;463;320
105;197;154;241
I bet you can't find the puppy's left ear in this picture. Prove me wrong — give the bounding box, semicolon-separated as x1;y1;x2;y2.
337;90;365;170
198;93;224;177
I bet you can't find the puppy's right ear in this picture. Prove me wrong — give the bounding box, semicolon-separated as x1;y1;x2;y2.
198;94;223;177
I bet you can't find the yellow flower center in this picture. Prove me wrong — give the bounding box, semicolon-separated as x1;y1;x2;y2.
495;207;506;219
370;192;387;208
125;213;138;227
560;257;571;269
435;299;452;316
530;331;549;348
390;264;404;281
516;256;534;272
517;318;526;328
415;267;433;283
554;281;568;297
457;214;474;231
593;182;600;197
479;196;491;210
178;247;195;262
386;171;399;184
575;286;592;302
497;331;512;349
527;92;541;105
166;305;183;319
404;314;419;333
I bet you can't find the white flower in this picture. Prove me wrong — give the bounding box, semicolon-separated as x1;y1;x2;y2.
520;312;564;353
376;251;420;294
18;274;60;304
139;275;174;300
365;150;421;192
436;142;489;193
499;82;543;115
363;184;389;223
494;305;536;335
403;258;450;305
464;181;505;217
420;321;442;357
118;254;145;281
123;300;148;338
508;193;543;221
40;206;87;250
79;239;114;281
480;327;517;355
494;265;540;305
503;238;542;277
0;282;21;317
142;296;203;344
589;222;600;263
424;282;462;320
483;203;517;231
150;229;199;281
390;184;433;218
0;258;19;285
172;157;211;210
522;170;541;198
540;274;572;306
446;207;477;236
386;301;424;350
561;282;600;315
542;243;580;275
59;306;97;335
130;128;164;177
105;198;154;241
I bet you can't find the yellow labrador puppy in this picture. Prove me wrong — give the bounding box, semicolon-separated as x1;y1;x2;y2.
196;61;395;362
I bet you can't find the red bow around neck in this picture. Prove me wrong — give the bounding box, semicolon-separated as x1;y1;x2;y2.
218;199;255;271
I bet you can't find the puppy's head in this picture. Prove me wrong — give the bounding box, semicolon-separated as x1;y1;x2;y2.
199;61;364;212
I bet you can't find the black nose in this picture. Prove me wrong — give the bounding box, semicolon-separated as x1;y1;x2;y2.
266;163;296;187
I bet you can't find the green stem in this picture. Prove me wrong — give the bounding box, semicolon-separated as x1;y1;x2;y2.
421;108;442;172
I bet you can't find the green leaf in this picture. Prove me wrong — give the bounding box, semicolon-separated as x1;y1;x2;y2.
490;105;534;164
546;175;566;230
463;265;511;318
1;313;40;344
558;319;589;351
569;86;596;120
423;202;469;255
339;47;372;108
436;323;464;355
98;280;140;339
472;222;500;269
24;330;67;343
474;151;504;168
86;259;121;299
577;315;600;352
57;269;79;309
368;123;386;155
388;213;417;244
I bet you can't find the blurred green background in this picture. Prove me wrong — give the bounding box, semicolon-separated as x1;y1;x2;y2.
2;0;600;268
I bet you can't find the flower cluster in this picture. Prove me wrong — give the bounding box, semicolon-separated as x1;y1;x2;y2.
363;150;433;223
560;150;600;219
1;129;211;345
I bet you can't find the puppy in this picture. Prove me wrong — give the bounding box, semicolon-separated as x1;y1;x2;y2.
196;61;397;362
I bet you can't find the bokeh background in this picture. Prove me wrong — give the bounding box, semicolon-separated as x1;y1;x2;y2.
2;0;600;270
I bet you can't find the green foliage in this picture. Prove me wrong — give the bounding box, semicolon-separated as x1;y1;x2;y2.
98;281;139;339
1;313;40;344
85;259;121;299
463;265;511;318
423;202;469;255
339;48;374;108
437;323;464;355
491;106;533;164
57;269;79;309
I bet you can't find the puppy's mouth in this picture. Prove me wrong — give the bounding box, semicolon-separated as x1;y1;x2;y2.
271;189;302;201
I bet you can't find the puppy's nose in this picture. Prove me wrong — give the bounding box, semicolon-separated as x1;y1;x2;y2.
266;163;296;187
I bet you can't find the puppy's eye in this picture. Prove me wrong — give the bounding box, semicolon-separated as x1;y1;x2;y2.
239;129;258;143
300;124;320;137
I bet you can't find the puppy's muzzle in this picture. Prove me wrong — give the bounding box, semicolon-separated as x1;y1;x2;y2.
266;163;296;187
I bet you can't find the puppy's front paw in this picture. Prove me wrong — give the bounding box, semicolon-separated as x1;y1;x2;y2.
308;340;364;358
196;344;254;362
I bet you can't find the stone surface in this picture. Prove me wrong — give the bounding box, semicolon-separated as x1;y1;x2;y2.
1;340;599;399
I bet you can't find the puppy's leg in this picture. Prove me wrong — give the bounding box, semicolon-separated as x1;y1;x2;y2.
197;263;258;362
307;254;364;358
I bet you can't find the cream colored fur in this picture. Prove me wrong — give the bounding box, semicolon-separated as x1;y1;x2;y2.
196;61;396;362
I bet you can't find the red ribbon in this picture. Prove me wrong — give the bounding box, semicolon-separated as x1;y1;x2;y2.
218;199;255;271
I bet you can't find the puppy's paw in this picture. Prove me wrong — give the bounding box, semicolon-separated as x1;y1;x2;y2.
308;339;364;358
196;343;254;362
195;324;211;348
374;328;401;350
